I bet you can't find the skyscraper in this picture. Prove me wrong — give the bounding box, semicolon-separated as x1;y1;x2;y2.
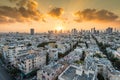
106;27;113;33
30;28;34;35
71;28;78;35
91;27;96;34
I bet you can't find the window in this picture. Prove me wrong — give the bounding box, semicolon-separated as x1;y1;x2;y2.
47;73;49;76
52;73;54;76
43;71;45;73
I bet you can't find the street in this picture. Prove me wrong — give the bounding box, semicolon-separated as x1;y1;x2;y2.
0;60;13;80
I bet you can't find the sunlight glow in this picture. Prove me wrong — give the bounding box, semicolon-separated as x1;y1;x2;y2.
56;25;63;31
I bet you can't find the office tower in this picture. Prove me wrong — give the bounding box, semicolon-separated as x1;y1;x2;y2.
91;27;96;34
106;27;113;33
71;28;78;35
30;28;34;35
114;28;116;32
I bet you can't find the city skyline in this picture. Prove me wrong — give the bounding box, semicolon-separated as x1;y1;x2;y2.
0;1;120;79
0;0;120;32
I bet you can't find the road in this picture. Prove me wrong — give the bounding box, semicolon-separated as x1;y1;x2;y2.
0;59;13;80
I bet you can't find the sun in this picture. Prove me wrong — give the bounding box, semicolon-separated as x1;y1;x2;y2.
56;26;63;31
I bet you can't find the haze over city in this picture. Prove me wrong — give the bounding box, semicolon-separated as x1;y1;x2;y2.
0;0;120;32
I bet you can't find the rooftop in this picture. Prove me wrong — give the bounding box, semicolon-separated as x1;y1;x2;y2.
59;65;95;80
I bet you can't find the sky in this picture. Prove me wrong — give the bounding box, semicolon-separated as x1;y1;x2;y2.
0;0;120;33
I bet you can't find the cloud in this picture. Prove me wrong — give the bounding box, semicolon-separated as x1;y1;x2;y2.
74;9;119;23
9;0;18;2
0;15;15;23
19;7;42;21
27;0;38;11
48;7;64;18
0;0;42;23
0;6;27;23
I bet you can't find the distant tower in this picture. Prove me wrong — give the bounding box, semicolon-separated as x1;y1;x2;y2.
114;28;116;32
30;28;34;35
71;28;78;35
91;27;96;34
106;27;113;33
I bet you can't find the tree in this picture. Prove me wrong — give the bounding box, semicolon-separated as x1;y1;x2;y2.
97;73;105;80
0;53;2;58
55;45;57;48
85;42;88;48
46;53;49;65
81;51;86;61
110;57;119;62
114;60;120;70
58;53;64;59
9;68;20;76
92;34;120;70
93;53;102;58
108;52;114;59
37;42;48;47
27;43;32;47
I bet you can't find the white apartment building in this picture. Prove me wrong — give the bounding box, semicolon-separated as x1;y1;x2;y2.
37;63;68;80
16;52;46;74
58;65;97;80
48;48;58;61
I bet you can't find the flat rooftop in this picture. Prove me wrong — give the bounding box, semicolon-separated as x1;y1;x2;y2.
59;65;95;80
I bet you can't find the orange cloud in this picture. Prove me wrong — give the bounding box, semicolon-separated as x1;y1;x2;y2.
48;7;64;18
74;9;119;23
0;0;42;23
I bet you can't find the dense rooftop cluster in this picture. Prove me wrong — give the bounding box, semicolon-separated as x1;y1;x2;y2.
0;28;120;80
